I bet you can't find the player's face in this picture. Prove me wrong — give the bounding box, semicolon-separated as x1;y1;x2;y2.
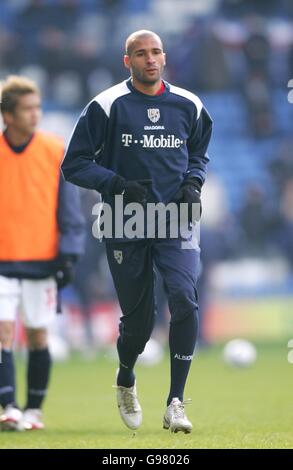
7;93;42;135
124;36;166;85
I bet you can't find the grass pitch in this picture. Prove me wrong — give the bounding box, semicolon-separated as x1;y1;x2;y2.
0;342;292;449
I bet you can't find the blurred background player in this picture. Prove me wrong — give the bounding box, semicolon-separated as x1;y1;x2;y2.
62;30;212;434
0;75;85;431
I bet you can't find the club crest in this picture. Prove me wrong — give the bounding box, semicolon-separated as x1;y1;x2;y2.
114;250;123;264
147;108;160;123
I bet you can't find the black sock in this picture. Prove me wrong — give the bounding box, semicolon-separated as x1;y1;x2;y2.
116;336;138;388
167;310;198;406
25;348;52;410
0;349;16;408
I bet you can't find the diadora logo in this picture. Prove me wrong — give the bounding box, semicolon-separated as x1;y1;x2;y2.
121;133;184;149
174;353;193;361
147;108;160;123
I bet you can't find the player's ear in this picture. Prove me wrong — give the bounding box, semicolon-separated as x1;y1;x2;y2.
124;55;130;70
163;53;166;66
2;111;14;127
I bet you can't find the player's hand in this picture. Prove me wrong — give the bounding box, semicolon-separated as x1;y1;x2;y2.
110;176;152;205
172;178;202;223
55;254;77;289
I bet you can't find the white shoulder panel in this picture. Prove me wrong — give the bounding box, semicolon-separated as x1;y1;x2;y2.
169;84;203;119
94;80;131;117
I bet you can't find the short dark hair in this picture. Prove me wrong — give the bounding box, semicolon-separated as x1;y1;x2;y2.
125;30;163;56
0;75;40;114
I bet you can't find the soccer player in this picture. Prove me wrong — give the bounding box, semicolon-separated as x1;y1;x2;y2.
0;76;85;431
62;30;213;433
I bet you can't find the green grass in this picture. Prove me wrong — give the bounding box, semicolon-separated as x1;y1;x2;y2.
1;343;293;449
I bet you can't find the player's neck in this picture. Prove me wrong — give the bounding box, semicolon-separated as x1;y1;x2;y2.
131;78;163;96
4;127;34;147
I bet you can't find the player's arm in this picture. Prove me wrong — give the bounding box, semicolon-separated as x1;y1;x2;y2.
55;176;86;289
57;176;86;255
61;100;116;194
184;105;213;190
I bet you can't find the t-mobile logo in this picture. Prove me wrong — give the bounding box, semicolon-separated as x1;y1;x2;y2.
121;133;184;148
121;134;133;147
174;353;193;361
